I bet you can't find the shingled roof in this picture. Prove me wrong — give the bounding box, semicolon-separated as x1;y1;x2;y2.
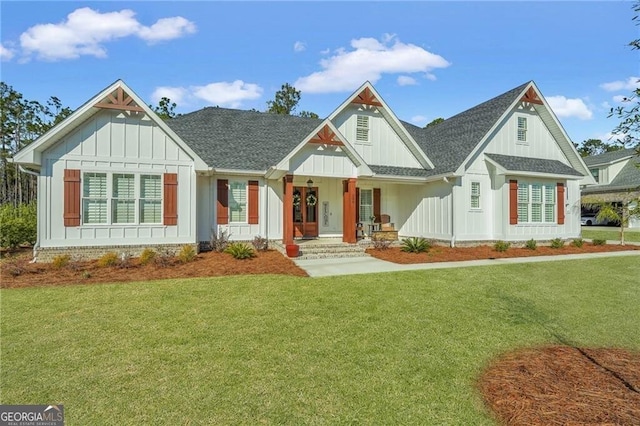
485;153;584;177
583;152;640;194
583;148;637;167
166;107;322;171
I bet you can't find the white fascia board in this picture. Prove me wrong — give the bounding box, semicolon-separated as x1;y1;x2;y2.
211;168;266;177
327;81;434;170
587;156;636;168
370;172;459;184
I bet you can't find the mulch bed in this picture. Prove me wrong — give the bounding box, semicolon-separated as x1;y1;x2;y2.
1;249;308;289
479;346;640;425
367;243;640;264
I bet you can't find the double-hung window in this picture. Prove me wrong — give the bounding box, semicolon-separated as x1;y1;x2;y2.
470;182;480;209
517;117;527;142
359;189;373;221
590;168;600;183
112;174;136;224
83;173;108;224
229;181;247;223
356;115;369;142
140;175;162;224
517;182;556;223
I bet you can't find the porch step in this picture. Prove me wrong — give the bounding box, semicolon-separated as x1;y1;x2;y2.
273;240;371;260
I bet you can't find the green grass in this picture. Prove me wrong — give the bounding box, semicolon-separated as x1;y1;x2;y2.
2;257;639;424
581;228;640;243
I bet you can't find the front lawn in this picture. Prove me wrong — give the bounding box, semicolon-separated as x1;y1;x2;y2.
2;258;639;424
581;228;640;243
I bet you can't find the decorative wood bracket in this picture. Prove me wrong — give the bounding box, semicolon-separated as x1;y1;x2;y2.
520;87;543;105
94;87;144;112
351;87;382;107
309;125;344;146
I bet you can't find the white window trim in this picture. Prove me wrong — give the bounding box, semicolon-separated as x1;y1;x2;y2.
517;116;528;143
355;115;370;144
516;181;556;224
81;172;164;226
229;179;248;224
470;181;481;210
359;188;374;222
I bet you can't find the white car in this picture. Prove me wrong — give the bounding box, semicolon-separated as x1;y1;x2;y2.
581;214;616;226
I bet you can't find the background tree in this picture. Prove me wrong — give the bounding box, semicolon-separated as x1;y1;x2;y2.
150;97;177;119
608;1;640;150
573;138;622;157
266;83;318;118
425;117;444;128
1;82;72;206
585;193;640;245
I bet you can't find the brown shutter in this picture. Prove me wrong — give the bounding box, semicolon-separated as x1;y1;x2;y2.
356;187;360;222
163;173;178;226
217;179;229;225
248;180;259;225
557;183;565;225
509;180;518;225
63;169;81;226
373;188;381;223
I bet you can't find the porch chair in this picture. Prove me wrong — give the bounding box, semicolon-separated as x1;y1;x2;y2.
380;214;394;230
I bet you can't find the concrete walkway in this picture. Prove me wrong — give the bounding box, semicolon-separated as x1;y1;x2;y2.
294;250;640;278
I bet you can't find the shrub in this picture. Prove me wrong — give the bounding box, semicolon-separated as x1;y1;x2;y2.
177;245;197;263
51;254;71;269
224;242;255;259
210;228;231;252
372;238;392;250
571;238;584;248
118;252;134;269
5;258;28;277
0;202;37;249
494;241;511;252
592;238;607;246
97;252;119;267
400;237;431;253
525;239;537;250
252;235;268;251
550;238;565;249
154;249;175;268
139;248;156;266
82;271;92;279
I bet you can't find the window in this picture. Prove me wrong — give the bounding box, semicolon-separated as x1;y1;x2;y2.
229;181;247;222
83;173;108;224
517;182;556;223
112;174;135;224
81;172;163;225
359;189;373;221
356;115;369;142
140;175;162;224
590;168;600;183
470;182;480;209
517;117;527;142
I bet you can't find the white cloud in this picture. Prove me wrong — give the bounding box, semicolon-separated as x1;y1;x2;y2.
19;7;195;61
410;115;427;124
0;44;15;61
600;76;640;92
613;94;633;103
192;80;263;108
151;86;188;106
397;75;417;86
547;96;593;120
293;41;306;52
294;35;450;93
320;48;330;55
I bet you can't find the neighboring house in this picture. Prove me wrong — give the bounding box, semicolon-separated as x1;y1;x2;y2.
582;148;640;228
12;79;593;261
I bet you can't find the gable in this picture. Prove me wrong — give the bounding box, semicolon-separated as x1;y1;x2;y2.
333;105;423;169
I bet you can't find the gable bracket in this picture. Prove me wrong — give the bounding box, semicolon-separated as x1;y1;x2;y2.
351;87;383;107
94;86;145;112
309;125;344;146
520;87;543;105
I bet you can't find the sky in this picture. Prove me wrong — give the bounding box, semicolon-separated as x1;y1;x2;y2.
1;1;638;146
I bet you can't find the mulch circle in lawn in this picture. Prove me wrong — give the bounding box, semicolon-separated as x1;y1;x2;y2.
479;346;640;425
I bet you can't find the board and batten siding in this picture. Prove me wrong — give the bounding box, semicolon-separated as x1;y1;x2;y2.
333;107;422;169
289;144;358;178
40;110;196;248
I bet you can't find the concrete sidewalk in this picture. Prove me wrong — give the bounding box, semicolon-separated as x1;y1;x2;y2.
294;250;640;278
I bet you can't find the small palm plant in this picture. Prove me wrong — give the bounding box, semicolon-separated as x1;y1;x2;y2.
400;237;431;253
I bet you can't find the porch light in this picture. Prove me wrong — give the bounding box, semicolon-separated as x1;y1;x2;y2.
307;178;313;189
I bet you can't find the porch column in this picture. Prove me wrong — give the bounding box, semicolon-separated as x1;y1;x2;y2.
283;174;294;245
342;178;357;243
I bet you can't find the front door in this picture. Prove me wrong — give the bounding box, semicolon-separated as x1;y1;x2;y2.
293;187;319;238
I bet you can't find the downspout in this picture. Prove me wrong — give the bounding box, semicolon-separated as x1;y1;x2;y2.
265;178;269;245
19;165;41;261
444;176;455;247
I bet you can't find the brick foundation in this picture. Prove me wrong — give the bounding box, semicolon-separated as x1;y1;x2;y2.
34;243;198;263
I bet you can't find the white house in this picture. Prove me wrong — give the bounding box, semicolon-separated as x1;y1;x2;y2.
12;79;593;260
582;148;640;228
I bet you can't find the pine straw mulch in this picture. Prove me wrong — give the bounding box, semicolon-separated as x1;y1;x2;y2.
479;346;640;425
1;249;308;289
367;242;640;264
